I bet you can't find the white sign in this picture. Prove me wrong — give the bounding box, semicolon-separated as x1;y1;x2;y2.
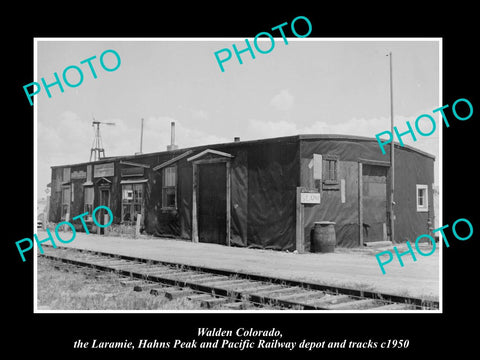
301;192;321;204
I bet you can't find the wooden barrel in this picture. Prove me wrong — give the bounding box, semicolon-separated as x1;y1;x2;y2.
312;221;336;253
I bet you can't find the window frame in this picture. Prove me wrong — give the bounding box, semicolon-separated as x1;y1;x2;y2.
61;185;71;220
162;165;178;210
416;184;429;212
322;154;340;190
121;183;144;224
83;186;94;222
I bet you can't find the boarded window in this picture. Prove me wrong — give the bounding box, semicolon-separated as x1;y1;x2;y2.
416;184;428;212
121;183;144;223
162;166;177;209
322;154;340;190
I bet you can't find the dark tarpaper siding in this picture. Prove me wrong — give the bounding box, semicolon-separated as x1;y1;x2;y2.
300;138;435;248
300;139;375;248
147;155;191;239
49;167;62;223
246;140;298;251
393;148;434;243
69;165;86;224
148;140;298;251
48;136;434;251
301;156;360;248
230;149;248;247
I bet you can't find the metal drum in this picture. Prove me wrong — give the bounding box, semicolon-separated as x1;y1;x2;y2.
312;221;336;253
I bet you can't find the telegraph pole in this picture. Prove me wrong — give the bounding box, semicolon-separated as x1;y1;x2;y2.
388;51;395;244
140;118;144;154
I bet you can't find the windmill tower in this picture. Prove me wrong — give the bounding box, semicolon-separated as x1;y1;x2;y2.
90;117;115;161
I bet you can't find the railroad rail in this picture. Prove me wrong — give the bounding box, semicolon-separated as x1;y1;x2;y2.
38;246;439;310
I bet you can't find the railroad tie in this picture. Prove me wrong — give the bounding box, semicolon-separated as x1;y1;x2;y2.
199;279;249;288
109;262;148;270
221;301;248;310
371;302;417;310
199;297;231;309
182;274;227;283
140;267;180;275
324;298;379;310
164;288;195;300
240;284;286;294
150;270;194;279
251;286;301;296
119;279;146;287
133;282;163;292
307;294;352;308
149;287;168;296
275;291;322;302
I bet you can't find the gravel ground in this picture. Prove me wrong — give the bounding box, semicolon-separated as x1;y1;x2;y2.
35;230;440;301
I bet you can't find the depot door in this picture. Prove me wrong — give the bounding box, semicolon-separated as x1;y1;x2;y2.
197;163;227;245
97;188;111;234
362;164;388;242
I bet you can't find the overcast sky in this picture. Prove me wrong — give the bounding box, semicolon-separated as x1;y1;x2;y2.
36;39;440;199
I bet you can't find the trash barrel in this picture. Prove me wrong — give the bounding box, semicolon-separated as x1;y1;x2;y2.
312;221;336;253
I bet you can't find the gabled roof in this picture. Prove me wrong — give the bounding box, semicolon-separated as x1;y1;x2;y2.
187;149;233;162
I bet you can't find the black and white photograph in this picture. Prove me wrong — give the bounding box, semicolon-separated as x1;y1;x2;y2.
34;38;441;314
7;6;478;356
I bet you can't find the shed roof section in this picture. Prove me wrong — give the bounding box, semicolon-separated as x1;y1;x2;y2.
50;134;435;169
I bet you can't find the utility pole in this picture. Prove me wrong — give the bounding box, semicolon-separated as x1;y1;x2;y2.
139;118;144;154
388;51;395;244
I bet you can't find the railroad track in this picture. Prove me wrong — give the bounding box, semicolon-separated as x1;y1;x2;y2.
38;246;439;311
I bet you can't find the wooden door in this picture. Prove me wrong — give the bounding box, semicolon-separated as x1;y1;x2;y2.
197;163;227;245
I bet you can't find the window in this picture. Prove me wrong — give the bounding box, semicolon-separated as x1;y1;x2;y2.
61;185;71;219
416;184;429;212
324;159;337;181
322;154;340;190
84;187;94;221
162;166;177;209
121;183;144;223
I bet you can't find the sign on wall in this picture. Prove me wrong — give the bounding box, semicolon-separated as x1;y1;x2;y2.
94;162;114;178
71;170;87;180
300;190;321;204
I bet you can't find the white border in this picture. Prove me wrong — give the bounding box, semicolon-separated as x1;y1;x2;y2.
33;37;443;314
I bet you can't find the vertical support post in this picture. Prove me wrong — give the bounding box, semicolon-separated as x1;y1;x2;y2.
44;194;50;230
226;161;231;247
139;118;144;154
134;214;141;238
105;214;110;236
64;212;70;232
295;187;305;253
389;51;395;244
358;162;363;246
191;163;199;243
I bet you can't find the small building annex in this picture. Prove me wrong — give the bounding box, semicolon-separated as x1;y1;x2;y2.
48;134;435;252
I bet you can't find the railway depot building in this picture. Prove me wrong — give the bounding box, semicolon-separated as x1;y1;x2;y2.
48;134;435;252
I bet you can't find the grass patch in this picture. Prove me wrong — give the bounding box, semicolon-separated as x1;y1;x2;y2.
37;257;203;310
